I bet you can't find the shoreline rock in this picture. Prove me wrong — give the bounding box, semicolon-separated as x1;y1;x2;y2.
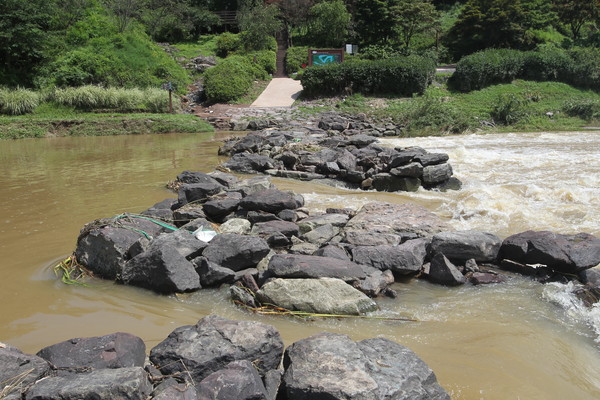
1;316;451;400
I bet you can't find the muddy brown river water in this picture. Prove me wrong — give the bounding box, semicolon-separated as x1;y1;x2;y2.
1;131;600;399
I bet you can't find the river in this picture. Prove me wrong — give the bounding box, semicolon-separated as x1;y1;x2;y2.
1;131;599;399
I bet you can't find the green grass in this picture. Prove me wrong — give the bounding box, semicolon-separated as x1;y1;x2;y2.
309;80;600;136
172;36;220;60
0;106;213;139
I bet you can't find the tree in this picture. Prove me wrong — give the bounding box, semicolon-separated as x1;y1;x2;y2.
237;3;282;51
103;0;144;32
307;0;351;47
391;0;439;48
353;0;398;45
444;0;535;60
0;0;56;86
553;0;599;39
142;0;220;42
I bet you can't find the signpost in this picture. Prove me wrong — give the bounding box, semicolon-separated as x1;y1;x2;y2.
308;49;344;67
161;81;175;113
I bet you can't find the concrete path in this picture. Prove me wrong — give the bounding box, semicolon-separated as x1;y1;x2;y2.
251;77;303;107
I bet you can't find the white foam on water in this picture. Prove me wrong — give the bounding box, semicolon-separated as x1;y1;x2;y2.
542;282;600;345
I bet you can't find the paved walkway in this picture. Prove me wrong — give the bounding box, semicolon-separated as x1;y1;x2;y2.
251;77;303;108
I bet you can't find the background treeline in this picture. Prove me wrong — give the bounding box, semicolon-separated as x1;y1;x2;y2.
3;0;600;99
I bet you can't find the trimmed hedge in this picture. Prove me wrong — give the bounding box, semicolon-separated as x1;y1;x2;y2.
450;47;600;92
300;55;436;97
286;46;309;75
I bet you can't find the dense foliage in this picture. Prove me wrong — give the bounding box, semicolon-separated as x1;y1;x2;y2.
301;55;436;97
449;47;600;91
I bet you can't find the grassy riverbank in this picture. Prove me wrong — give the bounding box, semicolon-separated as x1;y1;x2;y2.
0;104;213;139
307;80;600;136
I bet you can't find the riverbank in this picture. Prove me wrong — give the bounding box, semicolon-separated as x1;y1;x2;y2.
0;111;213;139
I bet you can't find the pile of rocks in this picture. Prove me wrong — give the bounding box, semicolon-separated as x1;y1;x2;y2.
219;124;460;192
73;169;600;315
0;315;451;400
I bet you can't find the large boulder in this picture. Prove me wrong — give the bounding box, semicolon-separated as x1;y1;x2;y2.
239;189;299;214
344;202;449;245
426;253;467;286
36;332;145;369
422;163;453;185
352;238;428;275
267;254;366;281
178;181;225;205
196;360;269;400
202;234;270;271
429;230;502;263
122;244;201;294
257;278;377;315
0;344;51;399
498;231;600;274
25;367;152;400
298;213;350;234
222;153;282;173
75;217;166;280
281;333;450;400
149;315;284;385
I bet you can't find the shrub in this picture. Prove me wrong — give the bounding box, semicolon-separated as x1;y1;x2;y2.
301;55;435;97
203;59;253;103
216;32;242;57
286;46;309;75
357;44;400;60
490;94;529;125
0;88;41;115
449;49;526;92
247;50;277;76
450;47;600;93
562;98;600;120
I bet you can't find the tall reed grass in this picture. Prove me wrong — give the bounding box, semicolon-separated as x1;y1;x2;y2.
49;86;179;112
0;88;41;115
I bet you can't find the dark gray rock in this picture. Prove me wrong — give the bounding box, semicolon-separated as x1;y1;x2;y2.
25;367;151;400
429;230;502;262
209;171;240;188
389;162;423;177
178;182;225;206
422;163;453;185
281;333;449;400
223;153;282;173
140;199;177;222
151;378;199;400
151;230;208;260
371;173;421;192
0;344;51;399
203;234;270;271
301;224;340;246
122;244;201;294
194;256;236;287
298;213;350;234
240;190;299;214
197;360;269;400
246;211;281;224
149;315;284;385
251;220;300;239
257;278;378;315
427;253;467;286
75;217;166;280
313;245;351;261
498;231;600;274
346;134;379;147
172;204;207;227
277;209;298;222
415;153;449;166
263;369;283;400
356;269;395;297
352;238;428;275
230;284;258;308
336;150;357;172
579;265;600;286
36;332;145;369
203;194;242;221
267;254;367;281
178;171;223;185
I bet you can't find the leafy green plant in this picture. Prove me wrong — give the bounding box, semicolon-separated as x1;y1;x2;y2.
562;98;600;120
490;93;530;125
286;46;309;75
203;59;253;103
216;32;242;57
